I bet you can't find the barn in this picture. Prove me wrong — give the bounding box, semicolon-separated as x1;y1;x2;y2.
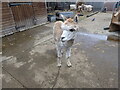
85;2;104;11
1;2;48;37
104;2;117;11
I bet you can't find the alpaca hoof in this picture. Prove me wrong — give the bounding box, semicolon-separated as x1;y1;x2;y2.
67;62;72;67
57;63;61;67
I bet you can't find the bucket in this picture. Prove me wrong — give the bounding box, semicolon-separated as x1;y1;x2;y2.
47;15;56;22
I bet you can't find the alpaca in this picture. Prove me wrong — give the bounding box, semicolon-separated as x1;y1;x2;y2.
53;14;79;67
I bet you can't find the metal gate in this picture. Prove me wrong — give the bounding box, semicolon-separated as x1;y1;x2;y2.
9;3;36;30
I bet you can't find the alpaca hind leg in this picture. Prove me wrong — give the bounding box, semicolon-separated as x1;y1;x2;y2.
56;45;62;67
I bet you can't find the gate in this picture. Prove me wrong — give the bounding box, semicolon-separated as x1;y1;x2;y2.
9;3;36;30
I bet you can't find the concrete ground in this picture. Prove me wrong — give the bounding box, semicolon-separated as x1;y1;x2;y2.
2;12;118;88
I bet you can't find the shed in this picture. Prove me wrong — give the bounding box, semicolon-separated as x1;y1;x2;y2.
1;2;47;37
46;2;75;12
85;2;104;11
104;2;117;11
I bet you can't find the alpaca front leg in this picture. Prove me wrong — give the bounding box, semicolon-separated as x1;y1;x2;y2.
56;45;62;67
57;57;61;67
66;48;72;67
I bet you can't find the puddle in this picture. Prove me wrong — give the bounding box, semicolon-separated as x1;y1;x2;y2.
75;32;108;48
77;32;108;41
77;32;120;42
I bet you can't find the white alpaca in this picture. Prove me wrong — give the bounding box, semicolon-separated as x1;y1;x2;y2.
70;4;77;10
53;14;79;67
80;4;93;12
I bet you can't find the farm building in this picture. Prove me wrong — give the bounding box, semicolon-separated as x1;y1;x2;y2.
46;2;76;13
104;2;117;11
85;2;104;11
1;2;47;37
85;2;119;11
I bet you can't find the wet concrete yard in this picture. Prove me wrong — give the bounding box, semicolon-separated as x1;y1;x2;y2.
2;13;118;88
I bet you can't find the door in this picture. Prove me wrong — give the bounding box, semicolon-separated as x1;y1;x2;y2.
9;3;36;30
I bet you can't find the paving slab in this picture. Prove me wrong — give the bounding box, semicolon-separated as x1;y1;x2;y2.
2;39;58;88
78;12;114;35
2;69;25;88
2;25;53;61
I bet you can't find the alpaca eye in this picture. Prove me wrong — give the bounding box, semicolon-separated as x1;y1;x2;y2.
69;29;75;32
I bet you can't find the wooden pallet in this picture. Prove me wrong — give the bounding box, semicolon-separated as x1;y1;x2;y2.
109;10;120;32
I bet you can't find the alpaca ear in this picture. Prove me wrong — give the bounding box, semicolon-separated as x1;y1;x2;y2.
74;14;79;23
60;14;67;21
